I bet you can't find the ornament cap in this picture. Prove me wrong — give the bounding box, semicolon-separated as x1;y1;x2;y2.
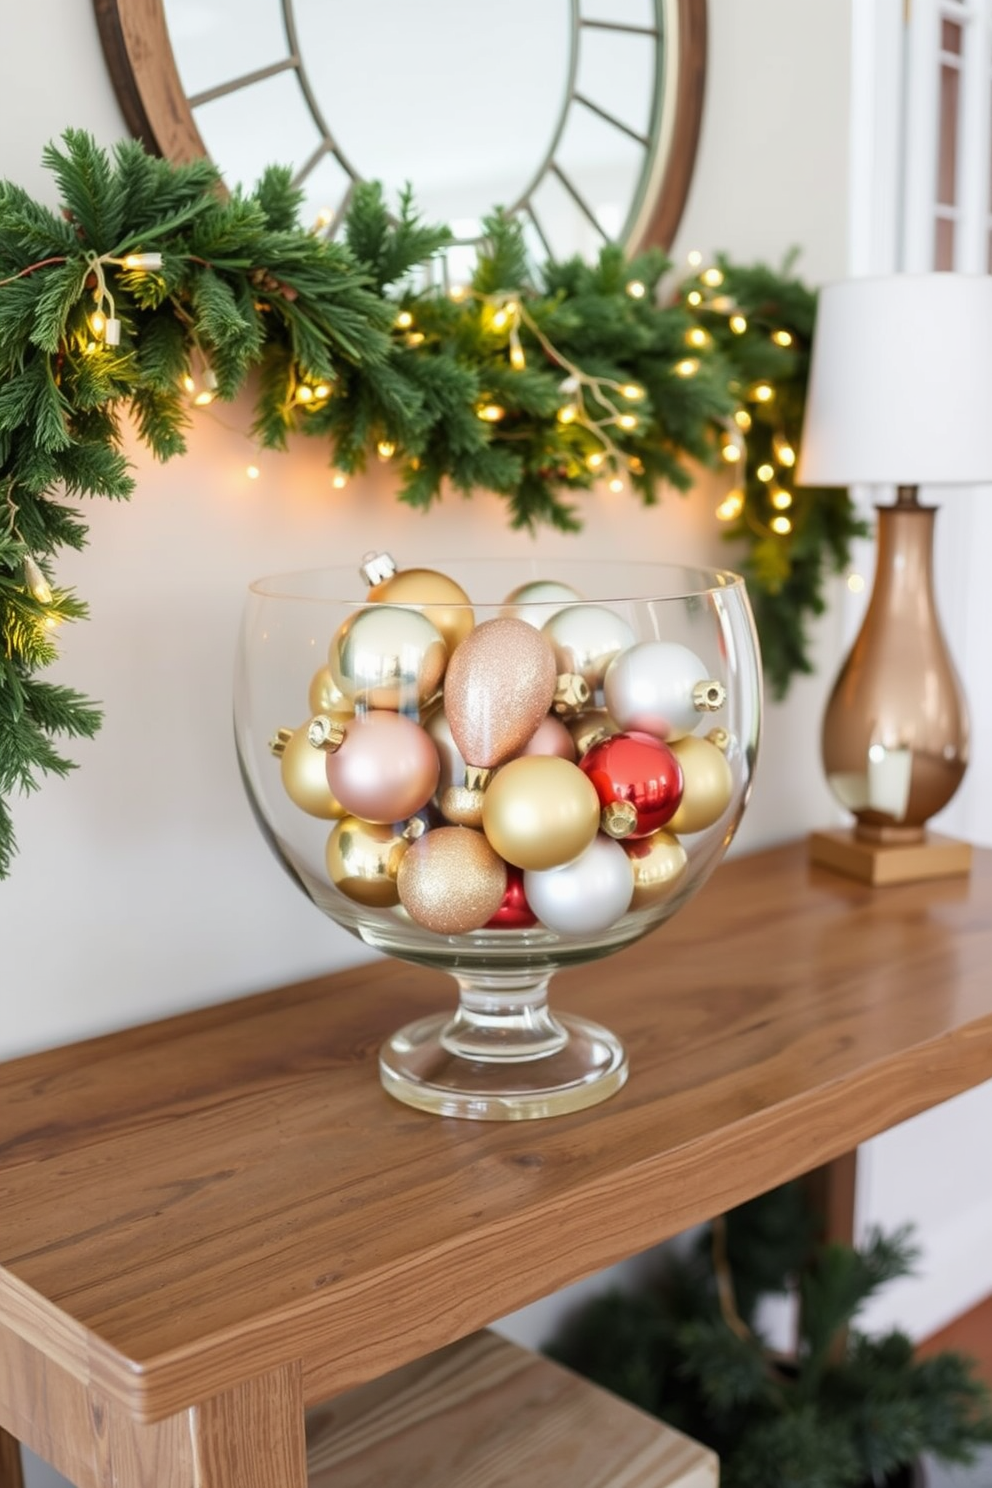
307;714;346;752
268;726;294;758
360;551;398;587
693;678;727;712
402;816;428;841
601;800;639;839
464;764;493;793
553;672;591;717
707;726;732;753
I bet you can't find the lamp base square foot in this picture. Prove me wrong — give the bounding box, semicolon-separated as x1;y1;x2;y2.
809;829;972;885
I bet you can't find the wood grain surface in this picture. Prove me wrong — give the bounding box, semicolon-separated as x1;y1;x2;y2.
2;844;991;1424
305;1330;717;1488
0;1430;23;1488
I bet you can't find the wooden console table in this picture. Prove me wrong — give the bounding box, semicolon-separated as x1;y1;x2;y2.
2;841;991;1487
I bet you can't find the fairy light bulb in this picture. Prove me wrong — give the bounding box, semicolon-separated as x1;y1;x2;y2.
770;514;792;535
771;329;793;347
608;476;624;493
193;369;217;406
686;249;703;267
491;307;510;330
395;310;414;330
621;383;645;401
701;267;724;288
449;284;467;301
23;555;52;605
772;433;796;466
181;373;196;395
686;289;703;307
407;331;425;347
476;403;505;422
557;403;578;425
314;383;331;400
509;338;526;370
721;438;742;463
121;252;163;271
625;279;646;299
617;413;638;431
587;451;606;471
90;310;106;337
314;208;334;231
686;327;709;348
729;314;748;334
752;383;774;403
734;409;752;432
246;464;260;481
296;385;314;405
847;573;865;593
627;455;644;474
377;440;396;460
716;489;744;521
756;463;774;483
674;357;699;378
332;473;348;489
771;488;793;511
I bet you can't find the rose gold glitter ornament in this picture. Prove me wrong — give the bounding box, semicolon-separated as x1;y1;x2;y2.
444;617;557;768
326;711;439;824
397;827;507;934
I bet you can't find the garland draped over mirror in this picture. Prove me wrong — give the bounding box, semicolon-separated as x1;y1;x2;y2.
0;131;864;877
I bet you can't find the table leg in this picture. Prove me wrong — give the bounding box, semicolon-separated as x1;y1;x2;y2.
0;1429;24;1488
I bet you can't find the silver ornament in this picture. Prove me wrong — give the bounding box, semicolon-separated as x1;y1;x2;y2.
543;604;636;692
604;641;724;741
500;579;583;629
524;835;634;935
329;604;446;711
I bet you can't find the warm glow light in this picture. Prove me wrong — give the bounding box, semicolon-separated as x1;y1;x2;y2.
43;615;61;632
674;357;699;377
332;473;348;489
449;284;467;301
181;373;196;394
608;477;624;492
246;464;260;480
314;383;331;400
626;279;646;299
847;572;865;593
771;329;794;347
771;488;793;510
90;310;106;337
686;289;703;307
395;310;414;330
314;208;334;230
721;440;742;463
729;314;748;334
476;403;505;422
621;383;645;400
628;456;644;474
686;327;709;348
686;249;703;267
617;413;638;430
587;451;606;470
377;440;396;460
770;514;792;535
752;383;774;402
491;308;510;330
756;463;774;482
557;404;578;424
734;409;752;431
193;389;215;406
772;433;796;466
296;385;314;404
701;267;724;287
122;252;163;271
24;555;52;605
510;342;526;369
716;490;745;521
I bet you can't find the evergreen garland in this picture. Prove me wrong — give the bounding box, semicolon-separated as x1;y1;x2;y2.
0;131;865;878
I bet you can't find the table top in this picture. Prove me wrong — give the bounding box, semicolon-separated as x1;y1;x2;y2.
2;842;991;1424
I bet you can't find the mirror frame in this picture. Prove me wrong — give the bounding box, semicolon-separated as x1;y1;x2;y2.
93;0;707;252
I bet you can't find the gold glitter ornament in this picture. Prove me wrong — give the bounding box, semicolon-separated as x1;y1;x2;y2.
482;756;600;871
329;605;446;710
307;665;354;720
367;566;475;654
326;816;415;906
444;617;557;767
270;724;346;819
668;735;734;833
397;827;507;933
625;830;688;908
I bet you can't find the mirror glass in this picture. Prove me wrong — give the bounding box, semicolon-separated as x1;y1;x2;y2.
162;0;670;268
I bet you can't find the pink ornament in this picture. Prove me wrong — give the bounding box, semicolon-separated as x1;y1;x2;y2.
517;715;577;762
444;617;557;767
326;711;440;824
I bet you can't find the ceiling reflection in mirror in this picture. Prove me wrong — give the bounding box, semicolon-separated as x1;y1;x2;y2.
161;0;675;271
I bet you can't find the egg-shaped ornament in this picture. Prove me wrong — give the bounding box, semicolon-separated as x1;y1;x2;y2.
543;604;636;694
625;830;689;908
667;734;735;834
501;579;583;628
485;866;538;929
604;641;726;741
326;815;416;907
329;605;446;711
324;711;439;824
361;552;475;653
580;731;684;839
397;827;507;934
444;617;557;769
482;756;600;871
269;725;347;820
524;835;634;935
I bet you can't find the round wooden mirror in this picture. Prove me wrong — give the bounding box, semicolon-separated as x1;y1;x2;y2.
95;0;706;260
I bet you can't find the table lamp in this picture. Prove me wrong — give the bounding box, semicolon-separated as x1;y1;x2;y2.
797;273;992;885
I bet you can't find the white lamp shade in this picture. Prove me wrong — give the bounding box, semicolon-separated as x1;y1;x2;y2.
797;273;992;487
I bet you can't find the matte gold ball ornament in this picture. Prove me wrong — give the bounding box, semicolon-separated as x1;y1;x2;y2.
270;724;347;820
307;665;354;719
668;735;735;834
326;815;416;907
482;755;601;871
397;827;507;934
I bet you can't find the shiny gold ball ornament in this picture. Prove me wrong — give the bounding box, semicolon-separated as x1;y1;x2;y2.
270;724;346;820
444;617;558;767
668;734;735;833
329;605;446;710
325;816;413;907
367;565;475;654
307;665;354;720
482;756;600;871
397;827;507;934
624;830;689;908
543;604;636;692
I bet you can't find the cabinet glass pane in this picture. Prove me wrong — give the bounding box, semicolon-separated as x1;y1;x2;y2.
937;61;961;206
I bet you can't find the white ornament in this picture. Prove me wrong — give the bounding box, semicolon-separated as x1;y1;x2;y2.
604;641;723;741
524;835;634;935
542;604;636;692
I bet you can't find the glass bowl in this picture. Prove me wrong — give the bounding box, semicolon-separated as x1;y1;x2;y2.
234;558;761;1120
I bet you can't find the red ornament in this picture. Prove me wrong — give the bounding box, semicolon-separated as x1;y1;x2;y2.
579;731;684;838
485;866;538;928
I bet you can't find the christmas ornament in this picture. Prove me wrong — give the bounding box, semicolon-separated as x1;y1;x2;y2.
481;756;600;871
329;605;446;710
424;705;466;793
485;866;537;929
552;672;591;717
444;617;557;769
516;715;577;761
604;641;726;741
307;665;354;719
543;604;636;692
524;835;634;935
324;711;439;824
270;724;347;820
362;552;475;653
579;732;684;839
501;579;583;628
624;829;689;908
668;734;734;833
326;815;418;907
567;709;619;757
397;827;507;934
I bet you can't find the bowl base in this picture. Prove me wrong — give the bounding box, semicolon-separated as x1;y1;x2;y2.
379;1012;628;1120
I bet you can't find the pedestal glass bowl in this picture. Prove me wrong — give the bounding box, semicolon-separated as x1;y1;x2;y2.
234;559;761;1120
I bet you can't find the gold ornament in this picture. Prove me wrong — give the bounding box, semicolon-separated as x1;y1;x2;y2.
439;785;485;827
552;672;591;717
625;830;688;908
329;605;446;710
307;665;354;720
668;735;734;834
270;724;346;820
567;709;619;757
325;816;413;907
482;756;600;871
397;827;507;934
601;800;638;840
367;566;475;654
